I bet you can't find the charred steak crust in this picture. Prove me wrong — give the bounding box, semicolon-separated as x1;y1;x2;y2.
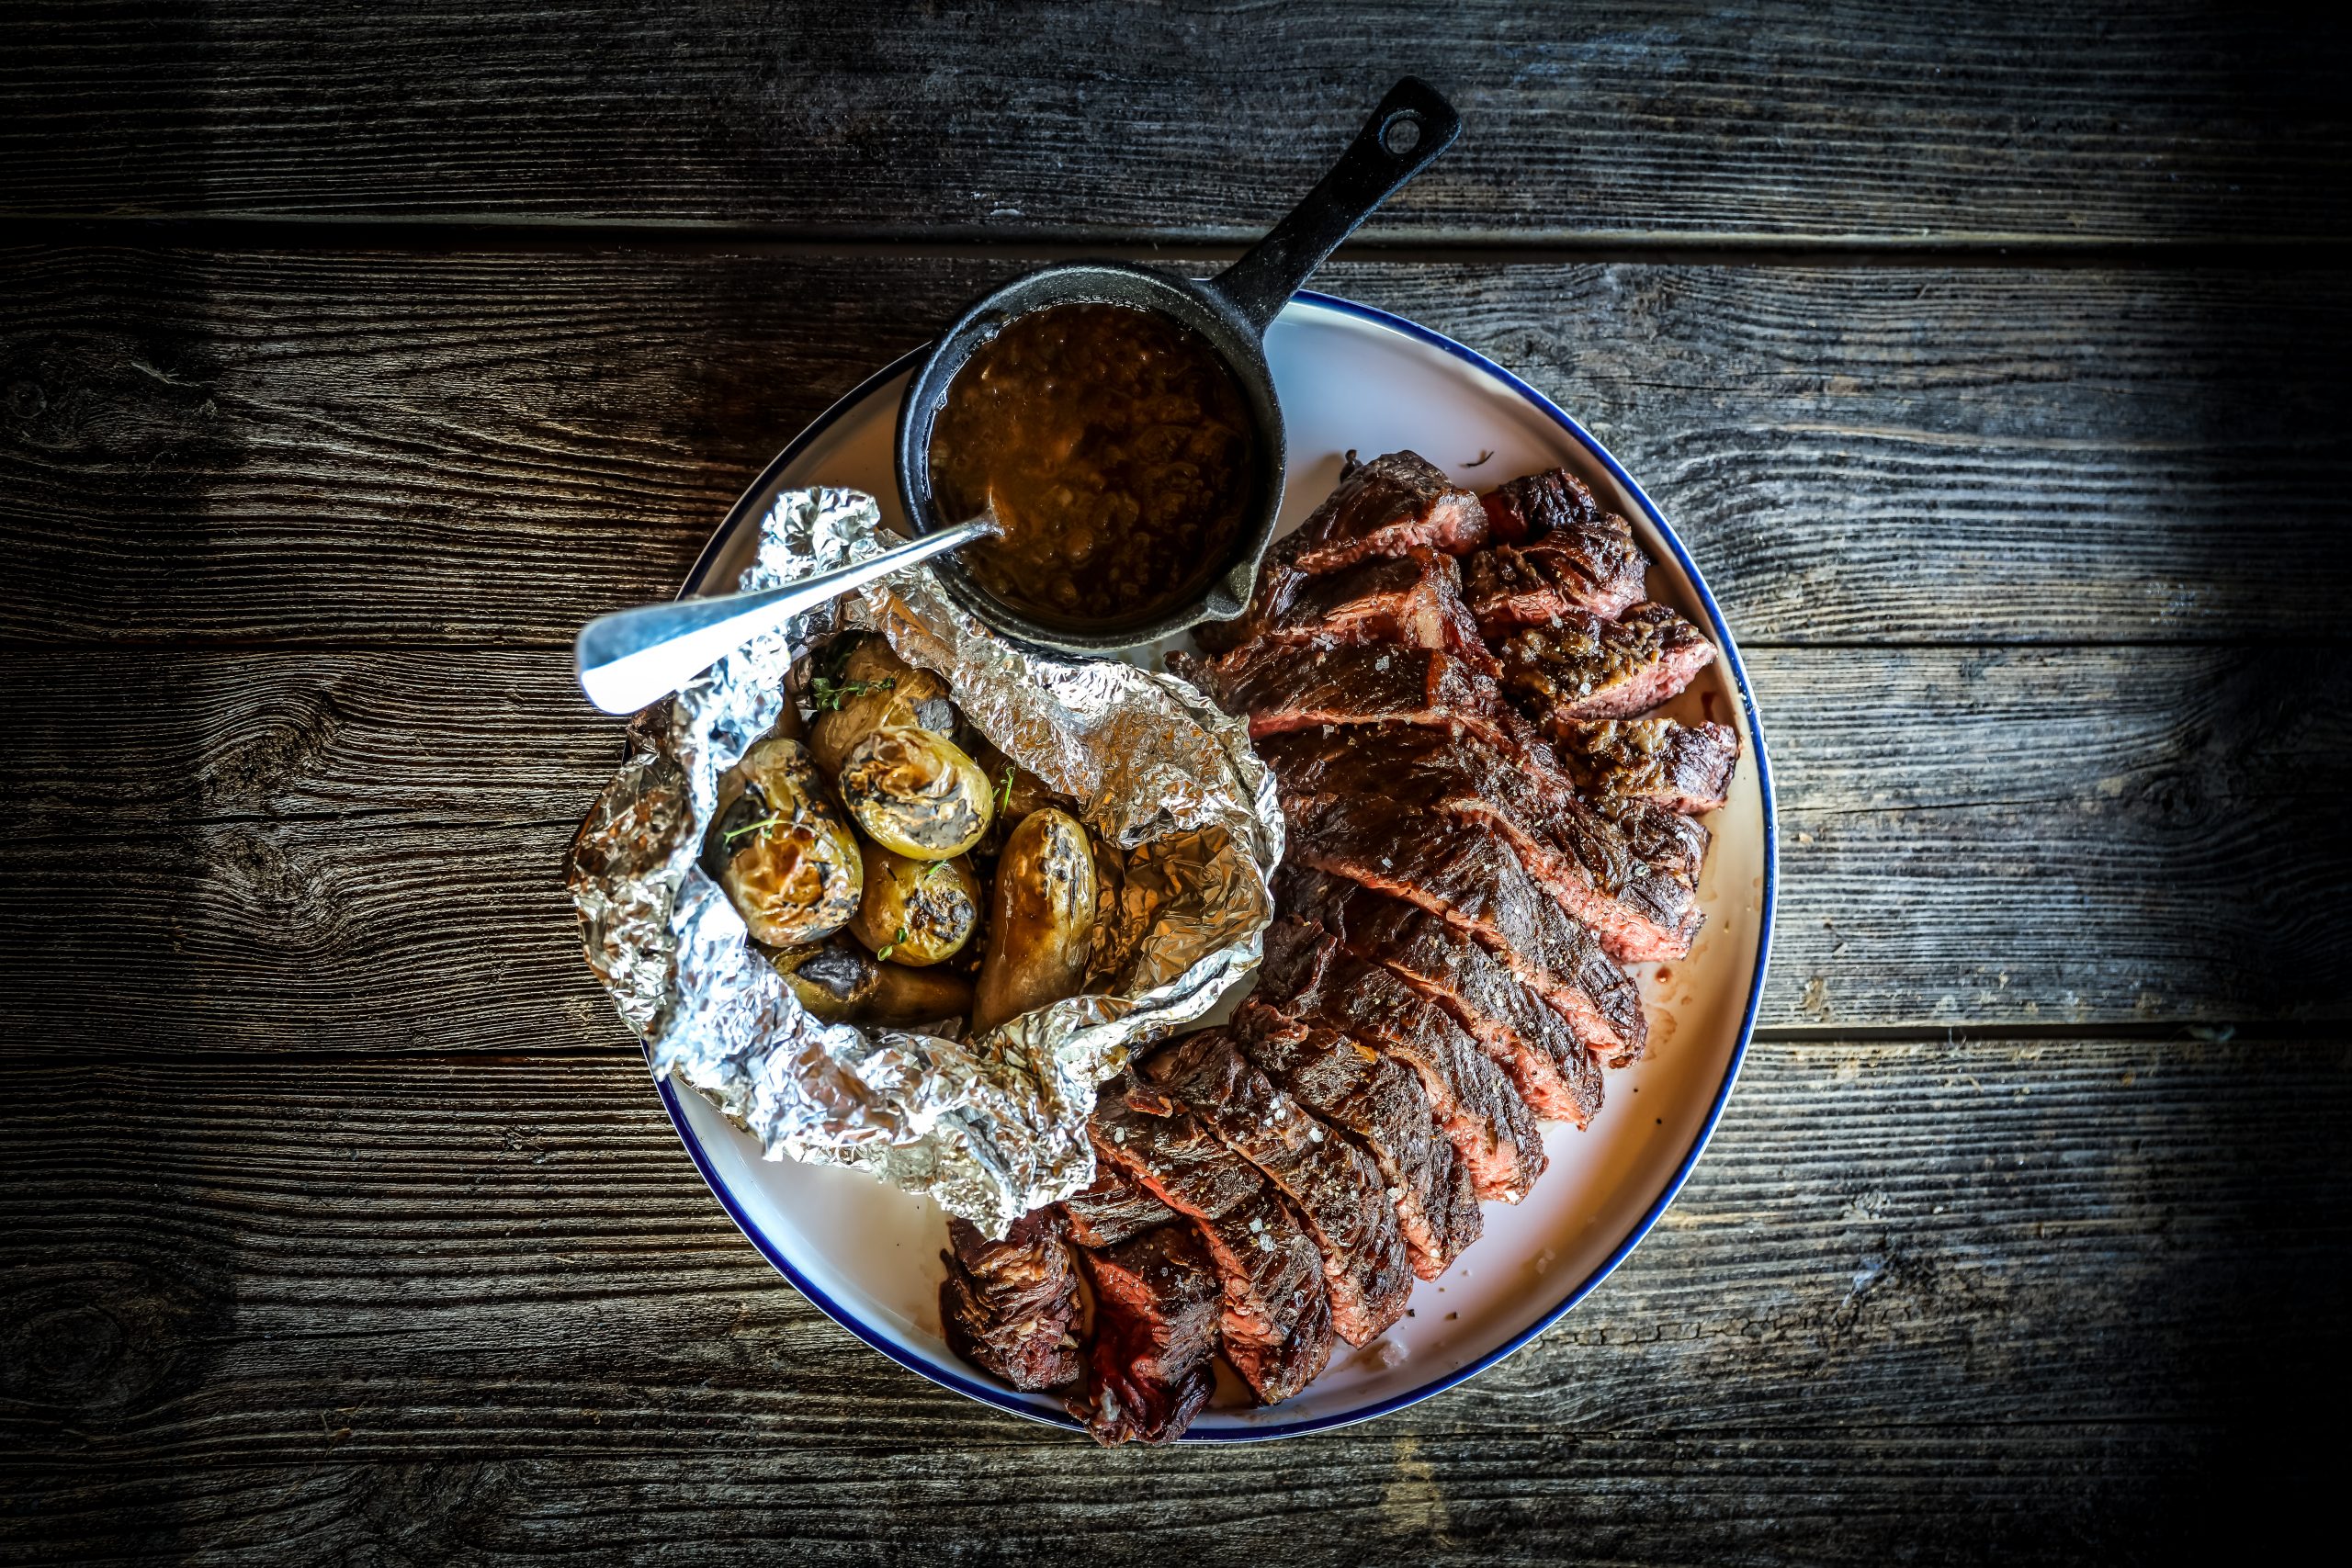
1546;717;1740;816
939;1210;1085;1392
1278;864;1611;1123
1259;921;1547;1203
1139;1029;1413;1345
1285;451;1489;573
1478;466;1602;544
1234;1000;1481;1279
1089;1077;1335;1404
1494;603;1717;723
1263;721;1701;967
1060;1166;1177;1249
1070;1223;1221;1445
1468;469;1648;628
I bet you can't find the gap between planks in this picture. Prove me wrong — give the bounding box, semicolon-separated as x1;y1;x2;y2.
14;218;2352;271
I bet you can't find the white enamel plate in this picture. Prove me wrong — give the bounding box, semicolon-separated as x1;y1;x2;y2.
653;293;1778;1439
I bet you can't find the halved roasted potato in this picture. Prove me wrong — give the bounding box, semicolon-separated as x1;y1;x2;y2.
709;735;864;946
971;807;1097;1034
766;935;878;1021
848;844;980;967
807;634;957;775
838;726;994;860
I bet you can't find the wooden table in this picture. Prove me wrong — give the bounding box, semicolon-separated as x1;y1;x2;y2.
6;6;2346;1561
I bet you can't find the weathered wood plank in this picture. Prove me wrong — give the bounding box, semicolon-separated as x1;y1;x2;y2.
1;643;2341;1054
6;248;2348;648
1;1039;2338;1562
4;1;2348;243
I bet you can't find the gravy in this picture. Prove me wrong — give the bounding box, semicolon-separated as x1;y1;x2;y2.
929;302;1256;625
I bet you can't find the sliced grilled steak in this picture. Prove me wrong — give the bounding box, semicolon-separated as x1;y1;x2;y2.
1278;864;1621;1116
1589;791;1711;893
1090;1077;1334;1404
1260;921;1546;1201
1182;641;1524;753
1202;548;1498;675
1285;450;1488;573
1477;467;1608;545
939;1209;1084;1392
1463;530;1649;635
1495;603;1717;722
1546;717;1740;815
1061;1166;1176;1249
1235;1000;1481;1278
1070;1223;1220;1445
1286;789;1679;1042
1139;1029;1412;1344
1264;723;1702;964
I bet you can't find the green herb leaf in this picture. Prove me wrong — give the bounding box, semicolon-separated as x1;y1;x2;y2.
875;924;910;964
808;674;895;713
996;765;1016;815
723;811;786;845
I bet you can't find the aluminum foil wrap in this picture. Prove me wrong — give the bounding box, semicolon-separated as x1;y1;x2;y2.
567;487;1283;1235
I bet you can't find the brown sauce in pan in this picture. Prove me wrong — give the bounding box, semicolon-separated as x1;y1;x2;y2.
930;302;1256;625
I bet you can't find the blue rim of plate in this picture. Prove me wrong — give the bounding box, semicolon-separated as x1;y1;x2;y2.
648;288;1780;1442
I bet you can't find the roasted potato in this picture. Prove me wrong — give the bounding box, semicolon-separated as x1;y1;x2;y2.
807;634;957;775
848;844;980;966
708;735;864;946
839;726;994;860
766;935;878;1021
767;937;971;1028
856;963;976;1028
971;807;1097;1034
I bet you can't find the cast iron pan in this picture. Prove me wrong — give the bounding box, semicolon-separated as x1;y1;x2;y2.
895;76;1462;654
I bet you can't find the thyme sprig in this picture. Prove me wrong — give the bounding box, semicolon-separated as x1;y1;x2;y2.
808;674;893;713
723;811;788;845
875;924;910;963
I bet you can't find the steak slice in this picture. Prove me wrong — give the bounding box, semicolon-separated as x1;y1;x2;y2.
1235;1000;1481;1278
1589;791;1711;893
1070;1223;1220;1445
1546;717;1740;815
1060;1166;1176;1249
1264;723;1702;964
1286;789;1679;1040
1090;1077;1334;1404
1139;1029;1412;1345
1278;864;1619;1117
1463;528;1649;635
1285;450;1488;573
1477;467;1609;545
1181;642;1523;754
1495;604;1717;722
1260;921;1546;1202
939;1209;1084;1392
1203;548;1498;675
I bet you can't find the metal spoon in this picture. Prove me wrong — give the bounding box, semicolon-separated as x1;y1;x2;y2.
573;514;995;715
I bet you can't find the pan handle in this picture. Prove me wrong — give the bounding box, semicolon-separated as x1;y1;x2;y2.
1204;77;1461;338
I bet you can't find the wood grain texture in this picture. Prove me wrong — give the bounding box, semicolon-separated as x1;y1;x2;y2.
6;248;2349;648
3;1040;2340;1562
2;641;2342;1055
4;1;2349;243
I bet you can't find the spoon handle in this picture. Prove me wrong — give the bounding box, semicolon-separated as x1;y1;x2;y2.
575;517;994;715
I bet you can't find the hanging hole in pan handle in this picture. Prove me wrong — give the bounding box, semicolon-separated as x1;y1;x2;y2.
1380;111;1425;157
